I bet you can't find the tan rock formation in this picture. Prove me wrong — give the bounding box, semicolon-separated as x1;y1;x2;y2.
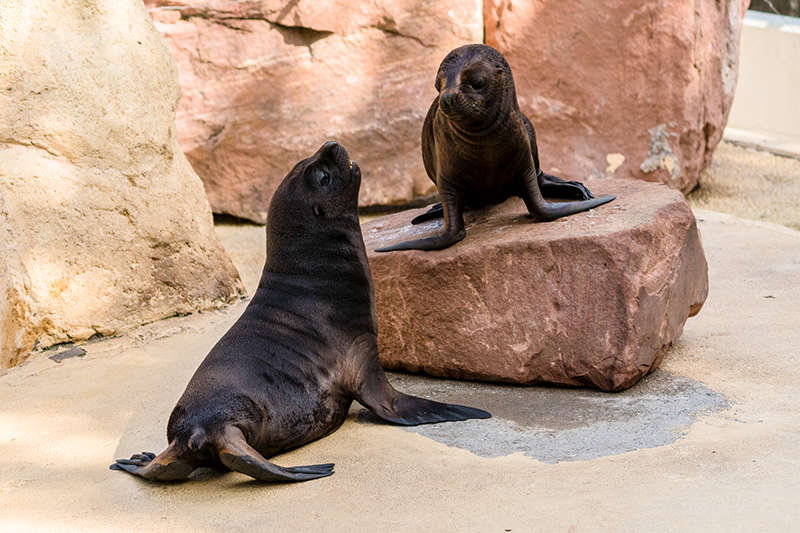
484;0;750;193
144;0;483;223
0;0;245;369
364;179;708;391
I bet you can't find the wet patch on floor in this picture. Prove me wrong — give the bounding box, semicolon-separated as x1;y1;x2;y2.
359;369;728;463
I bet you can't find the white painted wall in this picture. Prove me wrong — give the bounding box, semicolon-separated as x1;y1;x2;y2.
727;11;800;144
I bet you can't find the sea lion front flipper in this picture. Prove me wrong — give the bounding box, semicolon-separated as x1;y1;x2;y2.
355;358;490;426
410;203;444;224
521;169;615;222
374;228;465;252
367;392;492;426
537;171;595;200
217;426;334;482
110;445;195;481
376;183;465;252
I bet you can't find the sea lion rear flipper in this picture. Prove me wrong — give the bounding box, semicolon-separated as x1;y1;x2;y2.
538;171;595;200
355;361;490;426
522;169;615;221
110;445;195;481
217;426;334;482
410;203;444;224
523;113;595;201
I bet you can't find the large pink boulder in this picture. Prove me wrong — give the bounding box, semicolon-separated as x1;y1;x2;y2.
363;179;708;391
484;0;749;193
145;0;483;223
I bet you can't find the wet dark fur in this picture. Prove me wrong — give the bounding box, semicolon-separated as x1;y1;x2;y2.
110;142;490;483
376;44;615;252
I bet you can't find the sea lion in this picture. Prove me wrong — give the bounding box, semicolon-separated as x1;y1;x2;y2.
376;44;615;252
110;141;490;482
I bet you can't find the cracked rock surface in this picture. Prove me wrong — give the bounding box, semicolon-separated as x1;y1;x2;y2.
363;178;709;391
0;0;245;369
145;0;483;223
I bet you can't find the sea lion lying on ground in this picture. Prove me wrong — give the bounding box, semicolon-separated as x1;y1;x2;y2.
111;141;490;482
377;44;615;252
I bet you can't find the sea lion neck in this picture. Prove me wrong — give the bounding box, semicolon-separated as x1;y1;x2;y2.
262;215;371;290
259;215;377;336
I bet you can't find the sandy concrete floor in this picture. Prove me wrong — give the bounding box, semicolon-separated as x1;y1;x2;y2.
689;141;800;230
2;199;799;531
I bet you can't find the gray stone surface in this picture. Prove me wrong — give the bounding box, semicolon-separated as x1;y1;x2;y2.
364;370;727;463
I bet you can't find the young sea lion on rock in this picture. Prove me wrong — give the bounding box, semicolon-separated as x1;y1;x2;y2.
376;44;615;252
110;142;490;482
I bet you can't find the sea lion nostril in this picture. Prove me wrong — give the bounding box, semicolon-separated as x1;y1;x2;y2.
320;140;341;159
319;140;350;169
440;92;455;110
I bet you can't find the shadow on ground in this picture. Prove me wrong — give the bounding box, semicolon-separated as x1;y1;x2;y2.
359;369;728;463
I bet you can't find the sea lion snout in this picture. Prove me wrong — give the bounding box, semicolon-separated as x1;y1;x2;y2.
439;90;458;114
317;140;347;169
315;140;359;186
319;140;343;158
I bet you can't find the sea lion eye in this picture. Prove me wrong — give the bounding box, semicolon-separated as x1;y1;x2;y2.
319;170;330;187
470;78;486;90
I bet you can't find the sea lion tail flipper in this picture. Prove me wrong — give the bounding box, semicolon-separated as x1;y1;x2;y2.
217;426;334;482
109;444;195;481
537;171;595;200
410;203;444;224
356;365;490;426
523;170;615;221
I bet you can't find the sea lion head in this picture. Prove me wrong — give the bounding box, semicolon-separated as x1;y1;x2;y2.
434;44;515;130
269;140;361;229
265;141;363;272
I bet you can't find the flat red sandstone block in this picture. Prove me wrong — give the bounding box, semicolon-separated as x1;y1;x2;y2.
363;179;708;391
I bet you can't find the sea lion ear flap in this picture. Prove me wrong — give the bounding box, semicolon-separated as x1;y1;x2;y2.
312;204;324;217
